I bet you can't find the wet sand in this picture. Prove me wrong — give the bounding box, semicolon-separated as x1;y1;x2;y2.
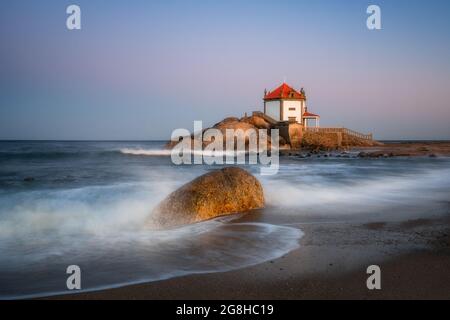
50;214;450;300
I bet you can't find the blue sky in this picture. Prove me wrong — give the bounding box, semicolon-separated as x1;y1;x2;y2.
1;0;449;140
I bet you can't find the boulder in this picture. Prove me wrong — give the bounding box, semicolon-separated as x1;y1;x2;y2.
165;115;275;151
148;167;264;228
213;120;256;133
212;120;266;149
241;115;271;129
213;117;240;127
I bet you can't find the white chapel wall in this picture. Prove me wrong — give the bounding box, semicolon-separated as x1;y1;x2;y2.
282;100;302;122
265;101;280;121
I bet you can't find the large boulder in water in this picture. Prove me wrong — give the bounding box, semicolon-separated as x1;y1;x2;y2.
148;167;264;228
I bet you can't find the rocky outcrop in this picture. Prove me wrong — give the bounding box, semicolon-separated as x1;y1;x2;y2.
166;114;278;150
148;167;265;228
240;115;271;130
302;131;381;151
301;131;341;151
213;118;257;135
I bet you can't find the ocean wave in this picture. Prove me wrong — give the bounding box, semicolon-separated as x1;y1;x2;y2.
0;171;304;299
120;148;172;156
0;150;119;160
0;179;302;298
120;148;250;157
262;165;450;217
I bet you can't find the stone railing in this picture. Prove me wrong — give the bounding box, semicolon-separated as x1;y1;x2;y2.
305;127;373;141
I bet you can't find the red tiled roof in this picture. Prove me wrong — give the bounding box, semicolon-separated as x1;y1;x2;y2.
303;111;320;118
264;83;305;100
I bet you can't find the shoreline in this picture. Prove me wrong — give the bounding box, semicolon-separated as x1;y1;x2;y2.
280;141;450;157
352;141;450;157
47;214;450;300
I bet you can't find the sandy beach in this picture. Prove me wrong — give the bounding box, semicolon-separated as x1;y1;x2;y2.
51;211;450;300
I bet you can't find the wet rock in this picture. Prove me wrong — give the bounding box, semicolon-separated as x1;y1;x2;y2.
358;152;368;158
148;167;265;228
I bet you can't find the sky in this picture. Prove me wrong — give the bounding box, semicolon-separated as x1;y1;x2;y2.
0;0;449;140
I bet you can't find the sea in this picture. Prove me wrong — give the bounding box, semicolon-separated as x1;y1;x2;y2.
0;140;449;298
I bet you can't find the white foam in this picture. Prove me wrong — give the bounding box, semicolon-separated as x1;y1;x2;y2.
120;147;254;157
262;166;450;216
0;177;303;299
120;148;172;156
